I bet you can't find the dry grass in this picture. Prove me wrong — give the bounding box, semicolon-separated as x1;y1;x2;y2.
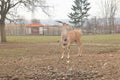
0;43;120;80
0;34;120;79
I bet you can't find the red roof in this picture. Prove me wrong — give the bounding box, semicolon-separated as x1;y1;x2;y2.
26;23;44;27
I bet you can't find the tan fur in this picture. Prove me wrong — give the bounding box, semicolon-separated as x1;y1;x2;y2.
57;21;82;59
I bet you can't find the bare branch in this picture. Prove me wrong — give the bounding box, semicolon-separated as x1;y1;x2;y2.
6;17;16;23
10;0;22;8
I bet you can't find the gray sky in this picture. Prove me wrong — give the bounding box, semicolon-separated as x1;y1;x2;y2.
18;0;104;20
45;0;100;19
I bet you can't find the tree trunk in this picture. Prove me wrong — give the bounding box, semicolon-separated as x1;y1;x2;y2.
0;22;7;42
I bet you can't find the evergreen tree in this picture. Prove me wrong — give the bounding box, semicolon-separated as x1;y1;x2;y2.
68;0;90;28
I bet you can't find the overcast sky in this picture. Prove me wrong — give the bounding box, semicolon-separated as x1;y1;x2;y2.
45;0;100;19
18;0;109;20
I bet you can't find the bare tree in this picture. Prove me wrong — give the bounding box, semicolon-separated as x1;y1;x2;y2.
0;0;49;42
99;0;120;33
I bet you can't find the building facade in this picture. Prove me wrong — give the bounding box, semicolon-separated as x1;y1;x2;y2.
26;23;44;35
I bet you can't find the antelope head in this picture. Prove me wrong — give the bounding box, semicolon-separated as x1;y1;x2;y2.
56;21;69;30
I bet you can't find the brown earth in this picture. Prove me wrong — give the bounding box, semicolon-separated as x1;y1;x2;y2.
0;43;120;80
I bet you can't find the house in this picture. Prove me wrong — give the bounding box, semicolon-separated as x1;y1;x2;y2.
26;23;44;35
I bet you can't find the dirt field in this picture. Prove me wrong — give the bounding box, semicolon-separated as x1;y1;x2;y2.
0;43;120;80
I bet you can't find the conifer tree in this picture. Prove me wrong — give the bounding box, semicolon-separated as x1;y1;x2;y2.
68;0;90;28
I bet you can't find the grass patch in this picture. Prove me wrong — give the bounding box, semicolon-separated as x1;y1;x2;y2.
0;48;27;57
0;44;119;58
82;34;120;44
7;36;60;43
83;45;120;54
0;34;119;44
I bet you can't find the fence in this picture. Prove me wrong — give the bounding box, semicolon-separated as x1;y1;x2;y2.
5;23;120;36
5;24;62;36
